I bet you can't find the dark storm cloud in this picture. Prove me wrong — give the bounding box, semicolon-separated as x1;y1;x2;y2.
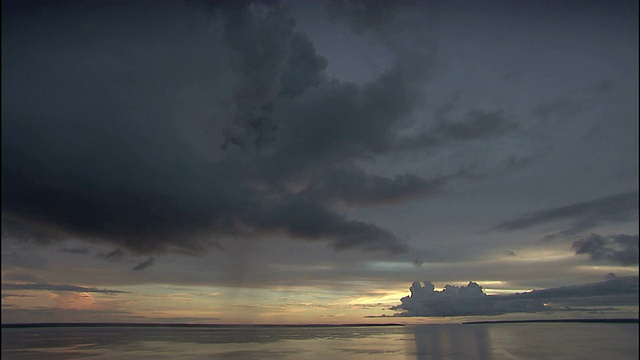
490;191;639;237
573;233;639;265
279;32;329;97
1;283;130;294
219;1;298;152
390;276;639;317
1;0;521;256
2;0;244;254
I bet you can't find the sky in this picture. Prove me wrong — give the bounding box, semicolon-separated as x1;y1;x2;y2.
1;0;638;325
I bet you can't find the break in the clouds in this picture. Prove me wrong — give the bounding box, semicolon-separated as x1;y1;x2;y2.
573;234;639;265
390;276;639;317
490;192;639;239
1;283;129;294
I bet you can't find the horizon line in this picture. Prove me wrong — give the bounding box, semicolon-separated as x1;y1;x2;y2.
3;318;639;328
1;322;406;328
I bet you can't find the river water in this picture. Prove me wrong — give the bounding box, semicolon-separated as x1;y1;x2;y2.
2;323;638;359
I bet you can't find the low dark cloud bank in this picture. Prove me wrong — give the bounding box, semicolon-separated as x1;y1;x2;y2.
1;283;129;294
391;276;639;317
2;1;519;256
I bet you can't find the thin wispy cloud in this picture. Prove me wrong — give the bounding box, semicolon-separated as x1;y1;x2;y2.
132;258;156;271
1;283;130;294
489;192;639;238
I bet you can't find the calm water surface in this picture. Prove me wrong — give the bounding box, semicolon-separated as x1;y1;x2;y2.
2;323;638;359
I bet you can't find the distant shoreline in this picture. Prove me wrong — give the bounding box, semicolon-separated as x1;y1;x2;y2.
463;319;639;325
1;322;405;329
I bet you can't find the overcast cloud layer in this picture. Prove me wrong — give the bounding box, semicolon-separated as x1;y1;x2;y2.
3;1;637;255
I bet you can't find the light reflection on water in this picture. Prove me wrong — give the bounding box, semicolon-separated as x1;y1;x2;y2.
2;323;638;359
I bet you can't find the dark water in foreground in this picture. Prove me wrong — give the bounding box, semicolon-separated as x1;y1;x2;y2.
2;323;638;359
